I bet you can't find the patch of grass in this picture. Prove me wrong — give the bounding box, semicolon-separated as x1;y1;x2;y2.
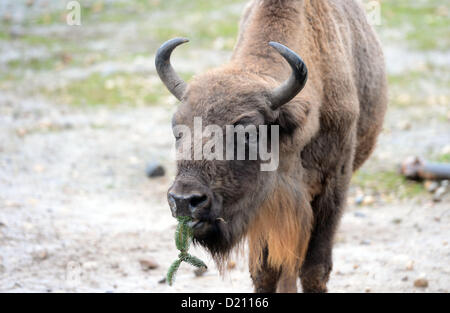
388;62;450;108
13;33;64;48
7;57;56;71
196;19;239;43
382;0;450;51
30;1;105;26
33;11;66;25
133;0;242;14
148;6;240;49
4;49;91;73
434;153;450;163
0;30;9;40
48;72;169;107
352;170;426;199
100;0;243;48
179;71;195;82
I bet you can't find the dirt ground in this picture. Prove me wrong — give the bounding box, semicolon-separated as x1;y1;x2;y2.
0;0;449;292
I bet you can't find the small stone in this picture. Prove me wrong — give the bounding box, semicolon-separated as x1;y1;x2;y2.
365;287;371;293
128;156;139;165
92;1;104;13
5;201;21;208
441;145;450;155
392;218;402;224
23;222;35;231
83;261;98;270
145;161;165;178
424;181;439;193
433;186;448;202
405;260;414;271
33;164;45;173
194;266;208;277
398;120;411;131
414;278;429;288
396;94;411;105
110;263;119;269
59;52;72;65
32;249;48;261
353;264;359;270
355;195;364;206
139;257;159;271
2;14;12;23
362;195;375;206
16;128;27;137
413;223;422;233
354;211;366;218
227;260;237;270
27;198;39;206
335;234;346;244
401;276;408;282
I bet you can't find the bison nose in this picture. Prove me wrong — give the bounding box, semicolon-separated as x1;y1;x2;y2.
167;192;210;217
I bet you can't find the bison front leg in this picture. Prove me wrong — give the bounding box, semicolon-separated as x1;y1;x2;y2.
249;247;281;293
299;221;334;293
300;162;352;292
276;270;298;293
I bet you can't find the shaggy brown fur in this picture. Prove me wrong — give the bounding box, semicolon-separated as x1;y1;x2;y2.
248;184;313;277
162;0;387;293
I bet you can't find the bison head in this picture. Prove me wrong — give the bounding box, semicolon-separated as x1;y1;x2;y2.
155;38;308;261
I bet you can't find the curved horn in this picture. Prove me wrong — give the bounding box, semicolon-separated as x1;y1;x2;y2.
155;38;189;101
267;42;308;110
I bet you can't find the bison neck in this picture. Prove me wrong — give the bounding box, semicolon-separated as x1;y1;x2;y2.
231;0;306;82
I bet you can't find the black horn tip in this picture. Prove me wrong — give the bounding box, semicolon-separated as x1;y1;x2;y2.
268;41;285;51
161;37;189;49
268;41;293;59
268;41;307;75
168;37;190;46
156;38;190;62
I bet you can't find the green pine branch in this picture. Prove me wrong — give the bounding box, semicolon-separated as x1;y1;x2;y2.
167;216;207;286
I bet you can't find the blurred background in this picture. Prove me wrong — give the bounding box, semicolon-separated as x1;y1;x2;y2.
0;0;448;292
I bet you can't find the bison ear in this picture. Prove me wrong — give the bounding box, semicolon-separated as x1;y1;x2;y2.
274;107;300;137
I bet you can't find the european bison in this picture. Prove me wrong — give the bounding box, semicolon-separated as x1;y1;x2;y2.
156;0;387;292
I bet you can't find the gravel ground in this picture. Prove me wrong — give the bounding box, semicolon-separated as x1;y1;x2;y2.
0;0;449;293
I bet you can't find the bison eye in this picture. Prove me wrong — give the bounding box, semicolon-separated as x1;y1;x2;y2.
244;128;259;145
172;126;184;141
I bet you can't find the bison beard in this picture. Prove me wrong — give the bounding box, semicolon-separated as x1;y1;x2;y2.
191;187;264;270
192;219;232;261
192;184;313;276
